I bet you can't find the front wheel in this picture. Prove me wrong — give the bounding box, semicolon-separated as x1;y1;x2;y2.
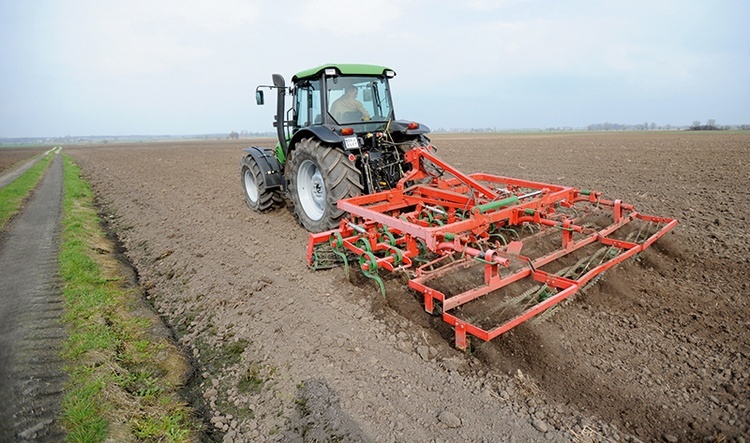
241;154;283;212
287;138;363;232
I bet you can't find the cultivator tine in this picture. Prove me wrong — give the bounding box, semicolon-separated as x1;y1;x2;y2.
359;252;386;298
307;146;677;350
329;231;350;277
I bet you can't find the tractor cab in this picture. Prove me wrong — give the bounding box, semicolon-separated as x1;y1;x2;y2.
246;64;431;232
295;71;394;130
255;64;428;163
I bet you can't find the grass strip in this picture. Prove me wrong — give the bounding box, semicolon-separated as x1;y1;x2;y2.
0;150;54;229
59;154;196;443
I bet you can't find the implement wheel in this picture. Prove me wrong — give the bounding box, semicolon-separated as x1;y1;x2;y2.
287;138;362;232
241;154;282;212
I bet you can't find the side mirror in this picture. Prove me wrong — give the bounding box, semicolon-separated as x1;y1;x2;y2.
363;89;373;102
256;90;264;105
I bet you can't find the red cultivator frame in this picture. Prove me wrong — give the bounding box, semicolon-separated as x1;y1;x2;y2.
308;146;677;350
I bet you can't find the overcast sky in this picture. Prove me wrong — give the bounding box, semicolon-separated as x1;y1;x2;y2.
1;0;748;137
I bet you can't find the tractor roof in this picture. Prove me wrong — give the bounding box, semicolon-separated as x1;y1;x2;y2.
292;64;395;82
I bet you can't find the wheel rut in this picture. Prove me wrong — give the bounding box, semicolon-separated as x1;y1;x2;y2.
0;152;67;442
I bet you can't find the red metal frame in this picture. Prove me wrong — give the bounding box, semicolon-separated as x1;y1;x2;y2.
308;147;677;350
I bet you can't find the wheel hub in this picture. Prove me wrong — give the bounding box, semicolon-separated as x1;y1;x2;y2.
298;159;326;221
244;169;259;203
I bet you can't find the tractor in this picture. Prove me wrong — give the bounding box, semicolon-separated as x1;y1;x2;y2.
242;64;678;350
240;64;430;232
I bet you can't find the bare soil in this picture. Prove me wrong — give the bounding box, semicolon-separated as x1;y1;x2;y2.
66;132;750;442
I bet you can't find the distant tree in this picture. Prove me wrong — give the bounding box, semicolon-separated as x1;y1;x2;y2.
228;131;239;140
689;119;724;131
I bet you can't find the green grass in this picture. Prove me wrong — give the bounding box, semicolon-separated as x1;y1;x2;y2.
0;150;54;229
63;380;108;442
59;154;195;442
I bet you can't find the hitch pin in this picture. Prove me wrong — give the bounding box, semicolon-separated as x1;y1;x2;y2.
347;223;367;234
423;204;447;216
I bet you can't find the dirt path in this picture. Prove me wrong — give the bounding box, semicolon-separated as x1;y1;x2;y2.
0;151;67;441
0;147;53;189
67;132;750;442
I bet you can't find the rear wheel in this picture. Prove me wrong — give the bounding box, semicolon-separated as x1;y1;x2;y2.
287;138;363;232
241;155;282;212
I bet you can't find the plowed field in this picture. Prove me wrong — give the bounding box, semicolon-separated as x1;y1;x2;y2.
66;132;749;442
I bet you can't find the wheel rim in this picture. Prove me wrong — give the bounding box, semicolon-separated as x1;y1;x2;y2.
244;168;259;203
297;159;326;221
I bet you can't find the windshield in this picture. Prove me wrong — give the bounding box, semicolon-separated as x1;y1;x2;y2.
327;76;393;125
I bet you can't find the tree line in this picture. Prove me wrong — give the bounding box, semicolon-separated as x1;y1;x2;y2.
687;119;749;131
587;120;750;131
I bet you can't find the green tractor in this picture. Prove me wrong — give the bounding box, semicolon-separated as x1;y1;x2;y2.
240;64;431;232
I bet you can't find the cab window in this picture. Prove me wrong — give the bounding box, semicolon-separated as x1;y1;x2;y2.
295;80;321;128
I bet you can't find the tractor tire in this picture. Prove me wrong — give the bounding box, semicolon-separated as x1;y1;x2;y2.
241;154;283;212
287;138;363;232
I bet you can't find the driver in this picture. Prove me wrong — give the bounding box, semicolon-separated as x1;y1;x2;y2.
330;85;371;122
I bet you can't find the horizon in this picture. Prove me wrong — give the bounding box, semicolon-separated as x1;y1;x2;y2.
4;122;748;143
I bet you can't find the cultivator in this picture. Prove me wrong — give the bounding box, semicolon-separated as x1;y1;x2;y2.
307;146;677;350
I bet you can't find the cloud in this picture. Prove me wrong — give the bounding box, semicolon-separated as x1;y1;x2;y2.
464;0;538;12
1;0;747;136
288;0;403;36
49;0;260;75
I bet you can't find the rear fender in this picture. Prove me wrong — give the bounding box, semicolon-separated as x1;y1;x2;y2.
389;119;431;136
290;127;344;151
242;146;284;190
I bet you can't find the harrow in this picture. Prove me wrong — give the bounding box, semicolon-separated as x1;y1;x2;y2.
307;146;677;350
